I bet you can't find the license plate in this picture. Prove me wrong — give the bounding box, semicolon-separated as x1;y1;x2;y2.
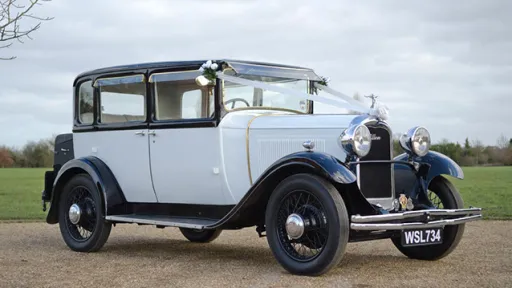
401;228;443;247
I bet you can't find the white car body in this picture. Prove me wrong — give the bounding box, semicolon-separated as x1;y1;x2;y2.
74;110;361;205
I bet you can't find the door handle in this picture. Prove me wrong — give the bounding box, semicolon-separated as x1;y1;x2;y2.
148;130;156;136
135;131;145;136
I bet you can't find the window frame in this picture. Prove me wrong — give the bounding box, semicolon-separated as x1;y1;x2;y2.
95;74;147;125
74;78;95;127
148;69;218;130
72;66;222;133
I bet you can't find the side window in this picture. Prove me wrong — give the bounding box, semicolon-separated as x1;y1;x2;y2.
151;71;213;120
96;75;146;124
78;80;94;124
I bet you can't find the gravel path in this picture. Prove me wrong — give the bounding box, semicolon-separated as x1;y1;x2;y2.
0;221;510;288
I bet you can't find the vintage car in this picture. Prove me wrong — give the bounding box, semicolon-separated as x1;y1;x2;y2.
41;59;482;276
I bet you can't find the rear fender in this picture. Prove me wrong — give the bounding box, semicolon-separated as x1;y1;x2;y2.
46;156;126;224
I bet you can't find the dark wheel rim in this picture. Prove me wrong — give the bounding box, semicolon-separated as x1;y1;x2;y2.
276;190;329;262
428;190;444;208
65;186;97;242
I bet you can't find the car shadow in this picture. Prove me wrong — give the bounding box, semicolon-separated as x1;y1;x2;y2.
101;237;276;266
97;236;407;271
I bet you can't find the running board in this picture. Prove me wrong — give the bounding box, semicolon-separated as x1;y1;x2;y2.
105;215;218;230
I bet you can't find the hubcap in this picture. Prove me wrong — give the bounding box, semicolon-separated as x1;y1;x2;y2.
285;213;305;239
68;203;82;225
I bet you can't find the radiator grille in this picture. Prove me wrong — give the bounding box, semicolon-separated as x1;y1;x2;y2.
358;126;393;198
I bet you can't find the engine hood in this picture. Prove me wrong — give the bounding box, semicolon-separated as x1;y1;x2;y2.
219;110;361;188
219;110;359;130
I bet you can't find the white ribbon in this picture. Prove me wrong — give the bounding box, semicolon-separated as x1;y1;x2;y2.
313;83;369;113
216;73;368;114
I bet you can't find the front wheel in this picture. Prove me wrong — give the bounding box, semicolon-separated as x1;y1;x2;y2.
58;174;112;252
391;176;466;260
265;173;349;276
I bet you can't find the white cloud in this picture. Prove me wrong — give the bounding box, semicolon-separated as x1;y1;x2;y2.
0;0;510;147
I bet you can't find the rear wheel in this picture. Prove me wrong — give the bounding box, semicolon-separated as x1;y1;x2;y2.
179;228;222;243
391;176;465;260
58;174;112;252
265;173;349;276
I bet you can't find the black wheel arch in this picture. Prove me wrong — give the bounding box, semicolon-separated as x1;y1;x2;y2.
214;151;379;229
46;156;126;224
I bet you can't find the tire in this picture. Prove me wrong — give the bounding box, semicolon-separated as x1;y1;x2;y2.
391;175;465;260
58;173;112;252
179;228;222;243
265;173;349;276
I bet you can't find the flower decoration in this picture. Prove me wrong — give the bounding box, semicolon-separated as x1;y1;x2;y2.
313;76;330;94
198;60;222;84
318;76;330;86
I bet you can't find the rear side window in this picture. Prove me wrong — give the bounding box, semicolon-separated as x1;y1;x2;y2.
95;75;146;124
78;80;94;124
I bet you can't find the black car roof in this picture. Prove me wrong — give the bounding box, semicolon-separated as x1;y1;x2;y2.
74;59;314;85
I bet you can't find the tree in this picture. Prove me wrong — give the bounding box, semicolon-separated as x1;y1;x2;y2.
0;0;53;60
496;134;509;149
463;137;471;156
471;139;484;165
0;147;14;167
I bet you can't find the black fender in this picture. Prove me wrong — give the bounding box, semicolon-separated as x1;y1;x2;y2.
45;156;126;224
213;151;378;229
394;151;464;185
393;151;464;208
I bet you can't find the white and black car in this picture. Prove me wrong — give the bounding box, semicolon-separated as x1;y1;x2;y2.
41;59;482;276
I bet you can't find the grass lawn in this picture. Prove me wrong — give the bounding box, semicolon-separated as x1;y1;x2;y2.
0;168;48;221
0;167;510;221
451;166;512;220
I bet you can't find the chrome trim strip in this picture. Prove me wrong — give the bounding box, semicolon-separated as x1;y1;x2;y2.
245;113;274;185
350;214;482;230
105;216;206;229
351;208;483;223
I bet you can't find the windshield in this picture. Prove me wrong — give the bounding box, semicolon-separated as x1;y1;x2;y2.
222;74;310;113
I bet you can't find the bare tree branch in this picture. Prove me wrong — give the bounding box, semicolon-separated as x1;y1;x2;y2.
0;0;53;60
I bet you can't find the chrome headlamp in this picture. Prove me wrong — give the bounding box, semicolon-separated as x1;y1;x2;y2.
340;124;372;158
399;126;431;157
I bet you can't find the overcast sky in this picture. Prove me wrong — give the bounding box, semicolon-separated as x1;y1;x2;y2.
0;0;510;147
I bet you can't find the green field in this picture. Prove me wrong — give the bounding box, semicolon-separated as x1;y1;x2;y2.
0;167;510;221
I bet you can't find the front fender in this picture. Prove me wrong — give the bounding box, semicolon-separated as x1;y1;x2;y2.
394;151;464;186
46;156;126;224
264;151;358;184
214;151;378;229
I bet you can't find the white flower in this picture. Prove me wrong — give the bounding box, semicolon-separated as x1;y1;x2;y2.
199;67;204;72
204;60;212;68
210;63;218;70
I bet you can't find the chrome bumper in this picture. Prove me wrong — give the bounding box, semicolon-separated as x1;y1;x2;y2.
350;208;482;231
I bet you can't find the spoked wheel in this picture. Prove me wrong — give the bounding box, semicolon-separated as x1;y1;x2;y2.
265;174;349;276
277;195;328;261
58;174;112;252
179;228;222;243
391;175;465;260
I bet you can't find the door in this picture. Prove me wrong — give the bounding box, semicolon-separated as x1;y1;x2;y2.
148;70;230;205
74;75;158;203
